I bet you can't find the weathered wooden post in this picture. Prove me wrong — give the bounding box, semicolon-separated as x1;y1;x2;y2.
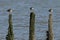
29;7;35;40
47;9;54;40
6;9;14;40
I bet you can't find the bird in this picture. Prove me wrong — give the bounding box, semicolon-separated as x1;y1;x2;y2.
7;8;12;12
30;7;34;10
48;8;53;12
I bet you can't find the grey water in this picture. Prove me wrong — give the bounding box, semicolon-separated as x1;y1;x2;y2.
0;0;60;40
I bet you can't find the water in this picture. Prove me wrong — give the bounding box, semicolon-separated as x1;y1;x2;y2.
0;0;60;40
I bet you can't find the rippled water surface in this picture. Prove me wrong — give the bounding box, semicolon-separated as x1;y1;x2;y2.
0;0;60;40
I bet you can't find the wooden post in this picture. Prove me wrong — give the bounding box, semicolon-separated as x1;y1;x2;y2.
48;9;54;40
29;12;35;40
6;9;14;40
